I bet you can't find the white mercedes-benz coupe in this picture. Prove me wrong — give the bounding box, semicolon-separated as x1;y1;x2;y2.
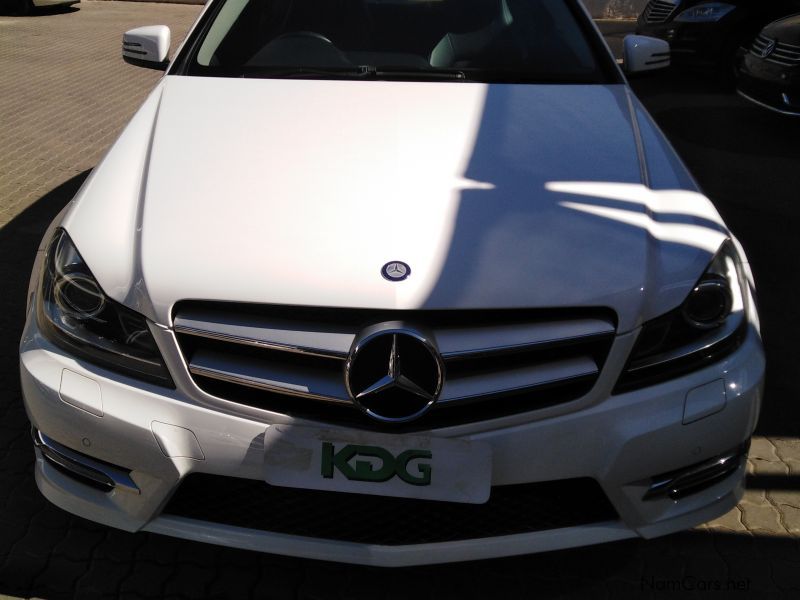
20;0;764;566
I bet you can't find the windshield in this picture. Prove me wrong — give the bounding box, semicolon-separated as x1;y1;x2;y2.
180;0;613;83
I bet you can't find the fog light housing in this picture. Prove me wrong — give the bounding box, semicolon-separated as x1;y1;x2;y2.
643;441;750;501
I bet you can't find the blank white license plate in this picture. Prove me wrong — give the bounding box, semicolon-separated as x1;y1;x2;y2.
263;425;492;504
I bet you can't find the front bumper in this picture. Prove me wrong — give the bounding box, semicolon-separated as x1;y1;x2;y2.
737;52;800;116
20;305;764;566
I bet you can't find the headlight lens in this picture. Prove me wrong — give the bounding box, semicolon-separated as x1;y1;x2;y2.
615;240;747;393
675;3;736;23
37;229;173;387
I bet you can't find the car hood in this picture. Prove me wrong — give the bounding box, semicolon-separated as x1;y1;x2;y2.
64;76;729;332
764;13;800;43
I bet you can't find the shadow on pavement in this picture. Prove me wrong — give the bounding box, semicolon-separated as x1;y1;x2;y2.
0;170;88;347
747;474;800;491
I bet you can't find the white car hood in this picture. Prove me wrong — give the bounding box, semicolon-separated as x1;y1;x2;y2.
64;76;729;332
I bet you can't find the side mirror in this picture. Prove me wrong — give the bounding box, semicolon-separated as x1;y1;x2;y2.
623;35;670;75
122;26;171;71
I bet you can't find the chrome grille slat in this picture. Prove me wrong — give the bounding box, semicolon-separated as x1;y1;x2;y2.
751;35;800;66
174;304;616;428
174;309;354;359
189;348;351;404
761;35;800;51
643;0;680;24
176;325;349;360
774;49;800;59
435;319;615;359
439;356;598;404
766;57;796;68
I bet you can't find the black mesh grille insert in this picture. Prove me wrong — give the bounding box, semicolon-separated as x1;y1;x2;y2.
163;474;618;545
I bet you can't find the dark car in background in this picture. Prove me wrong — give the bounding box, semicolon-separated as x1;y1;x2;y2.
737;14;800;115
0;0;78;15
637;0;800;69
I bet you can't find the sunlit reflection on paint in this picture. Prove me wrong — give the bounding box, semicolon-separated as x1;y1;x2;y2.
546;181;729;254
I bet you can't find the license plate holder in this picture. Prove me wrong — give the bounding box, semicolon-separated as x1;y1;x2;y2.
263;425;492;504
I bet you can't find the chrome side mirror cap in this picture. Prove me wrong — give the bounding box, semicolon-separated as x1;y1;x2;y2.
623;35;671;74
122;25;171;71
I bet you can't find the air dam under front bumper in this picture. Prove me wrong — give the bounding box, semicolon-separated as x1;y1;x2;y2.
20;315;764;566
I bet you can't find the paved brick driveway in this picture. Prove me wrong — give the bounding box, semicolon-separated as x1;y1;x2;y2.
1;3;799;599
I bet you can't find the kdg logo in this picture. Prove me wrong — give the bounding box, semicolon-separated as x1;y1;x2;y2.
321;442;432;486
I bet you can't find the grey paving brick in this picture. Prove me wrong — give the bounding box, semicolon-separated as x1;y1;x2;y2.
736;535;800;562
7;527;64;561
51;526;107;563
740;492;790;536
91;529;147;564
296;564;351;600
750;438;789;476
711;530;759;559
764;490;800;538
26;507;72;534
606;578;652;600
133;534;186;566
118;561;175;599
771;438;800;475
28;556;89;599
0;552;49;595
250;560;304;600
74;558;135;598
771;559;800;592
205;565;260;600
722;557;774;592
162;563;218;598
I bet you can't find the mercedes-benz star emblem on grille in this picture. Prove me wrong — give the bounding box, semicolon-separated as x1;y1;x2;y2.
760;39;777;58
381;261;411;282
346;330;443;423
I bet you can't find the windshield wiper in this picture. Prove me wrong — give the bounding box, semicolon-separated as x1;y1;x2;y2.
357;65;469;81
242;65;470;81
245;66;368;79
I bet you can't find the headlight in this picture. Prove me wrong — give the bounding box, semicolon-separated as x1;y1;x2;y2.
615;240;747;393
36;229;173;387
675;2;736;23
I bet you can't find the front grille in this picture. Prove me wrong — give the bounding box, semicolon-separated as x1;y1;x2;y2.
751;34;800;67
643;0;680;24
163;474;618;545
174;303;616;430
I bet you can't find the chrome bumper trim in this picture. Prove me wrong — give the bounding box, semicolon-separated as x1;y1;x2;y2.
32;428;140;494
644;441;749;501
